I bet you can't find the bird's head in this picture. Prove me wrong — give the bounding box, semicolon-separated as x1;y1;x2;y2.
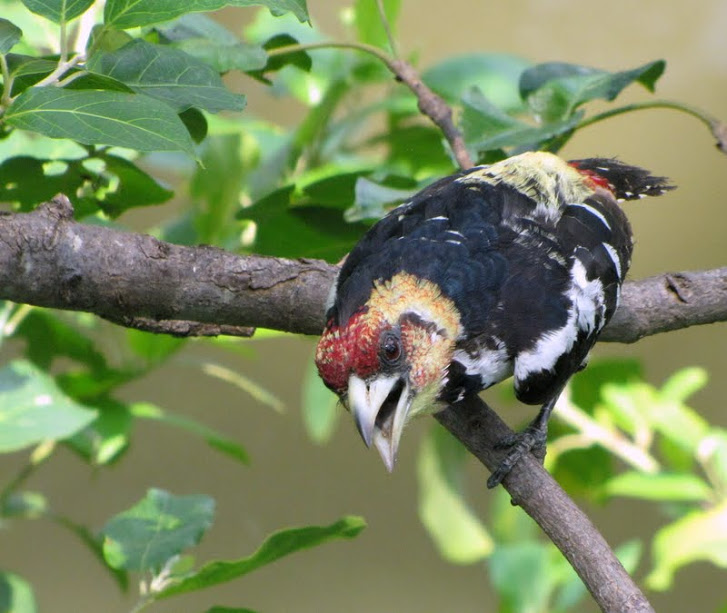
315;272;461;471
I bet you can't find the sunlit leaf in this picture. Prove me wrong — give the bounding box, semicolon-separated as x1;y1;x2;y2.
5;88;196;155
603;471;713;503
67;398;131;465
102;488;215;572
156;516;365;598
660;367;708;404
0;491;48;519
0;571;37;613
0;360;97;453
21;0;95;24
104;0;309;29
353;0;400;50
647;501;727;590
417;424;493;564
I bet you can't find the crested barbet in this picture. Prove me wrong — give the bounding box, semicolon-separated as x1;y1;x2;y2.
315;151;673;487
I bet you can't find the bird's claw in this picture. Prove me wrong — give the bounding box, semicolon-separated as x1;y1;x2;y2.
486;426;547;489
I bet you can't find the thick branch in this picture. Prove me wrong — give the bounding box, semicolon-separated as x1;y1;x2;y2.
436;397;654;613
0;196;335;336
0;197;724;344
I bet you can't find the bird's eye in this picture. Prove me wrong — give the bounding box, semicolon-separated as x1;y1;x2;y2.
380;332;402;364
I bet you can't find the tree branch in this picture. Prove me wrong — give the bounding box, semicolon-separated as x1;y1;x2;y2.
2;195;725;613
436;397;655;613
0;196;724;342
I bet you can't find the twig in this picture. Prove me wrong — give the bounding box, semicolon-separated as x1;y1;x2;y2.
576;100;727;155
267;43;474;169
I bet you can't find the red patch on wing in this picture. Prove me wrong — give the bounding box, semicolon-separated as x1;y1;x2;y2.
315;310;383;394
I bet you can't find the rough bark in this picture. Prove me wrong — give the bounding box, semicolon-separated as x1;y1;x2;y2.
0;196;724;343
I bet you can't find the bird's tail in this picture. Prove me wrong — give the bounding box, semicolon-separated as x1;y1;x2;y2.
569;158;675;201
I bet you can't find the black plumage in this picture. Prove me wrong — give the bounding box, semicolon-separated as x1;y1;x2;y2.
318;152;673;482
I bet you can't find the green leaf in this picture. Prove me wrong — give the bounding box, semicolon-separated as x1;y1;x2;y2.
246;34;311;83
0;156;86;211
104;0;309;29
417;424;493;564
5;88;196;155
88;40;246;113
205;608;257;613
460;87;525;150
343;177;414;222
647;501;727;590
1;491;48;519
54;514;129;591
489;543;553;612
0;18;23;54
603;471;713;503
0;572;37;613
660;367;708;403
423;53;531;111
67;398;132;465
0;360;97;453
91;154;175;217
470;112;582;156
190;133;246;245
569;358;643;413
156;516;365;598
101;488;215;572
241;185;367;261
353;0;401;50
126;329;186;366
301;352;339;444
179;107;208;143
131;402;249;465
21;0;95;24
519;60;666;121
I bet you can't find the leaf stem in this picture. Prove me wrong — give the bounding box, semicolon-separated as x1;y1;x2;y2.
375;0;399;58
577;100;727;153
267;40;397;73
552;389;660;474
33;53;85;88
0;54;14;108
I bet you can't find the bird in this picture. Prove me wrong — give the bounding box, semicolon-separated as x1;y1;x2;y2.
315;151;673;487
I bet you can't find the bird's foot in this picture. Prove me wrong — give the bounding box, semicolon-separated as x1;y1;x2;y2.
486;425;547;489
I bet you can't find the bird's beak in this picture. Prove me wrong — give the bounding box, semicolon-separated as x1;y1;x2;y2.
348;374;413;472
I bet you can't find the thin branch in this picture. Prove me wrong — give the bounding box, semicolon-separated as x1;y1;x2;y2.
436;397;655;613
577;100;727;154
268;42;473;169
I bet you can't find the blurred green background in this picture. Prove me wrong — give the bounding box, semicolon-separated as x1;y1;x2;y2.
1;1;726;611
